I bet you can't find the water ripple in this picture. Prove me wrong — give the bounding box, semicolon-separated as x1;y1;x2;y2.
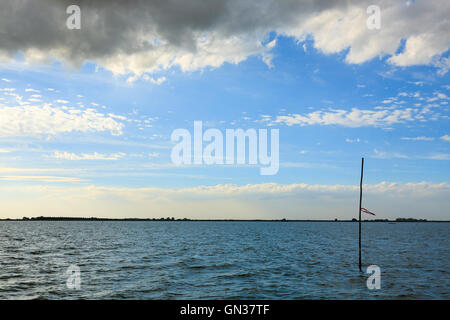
0;221;448;299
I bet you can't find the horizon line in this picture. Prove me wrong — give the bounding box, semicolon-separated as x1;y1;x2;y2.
1;217;447;222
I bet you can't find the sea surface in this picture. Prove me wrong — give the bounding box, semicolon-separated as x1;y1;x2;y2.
0;221;448;299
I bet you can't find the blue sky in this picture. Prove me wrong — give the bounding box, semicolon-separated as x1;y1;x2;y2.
1;39;449;187
0;0;449;219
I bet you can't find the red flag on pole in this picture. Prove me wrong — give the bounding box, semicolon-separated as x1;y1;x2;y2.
361;208;376;216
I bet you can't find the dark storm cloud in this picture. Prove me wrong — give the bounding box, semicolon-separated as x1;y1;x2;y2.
0;0;448;76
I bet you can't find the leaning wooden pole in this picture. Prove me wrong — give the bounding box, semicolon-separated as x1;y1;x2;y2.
358;157;364;272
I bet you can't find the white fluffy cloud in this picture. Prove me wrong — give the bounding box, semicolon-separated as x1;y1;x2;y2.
0;0;448;76
0;103;124;137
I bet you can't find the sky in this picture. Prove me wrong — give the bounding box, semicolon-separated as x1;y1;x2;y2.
0;0;449;220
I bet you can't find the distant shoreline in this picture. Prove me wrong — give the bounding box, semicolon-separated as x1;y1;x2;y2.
0;217;448;222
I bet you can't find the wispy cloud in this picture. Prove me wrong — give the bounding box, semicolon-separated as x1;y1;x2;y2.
423;153;450;160
25;88;40;93
271;108;417;128
0;167;60;173
148;152;160;158
52;151;126;161
54;99;69;104
373;149;410;160
0;176;84;182
373;149;450;161
126;74;167;85
401;136;435;141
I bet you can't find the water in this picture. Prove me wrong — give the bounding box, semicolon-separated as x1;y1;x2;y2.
0;221;448;299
